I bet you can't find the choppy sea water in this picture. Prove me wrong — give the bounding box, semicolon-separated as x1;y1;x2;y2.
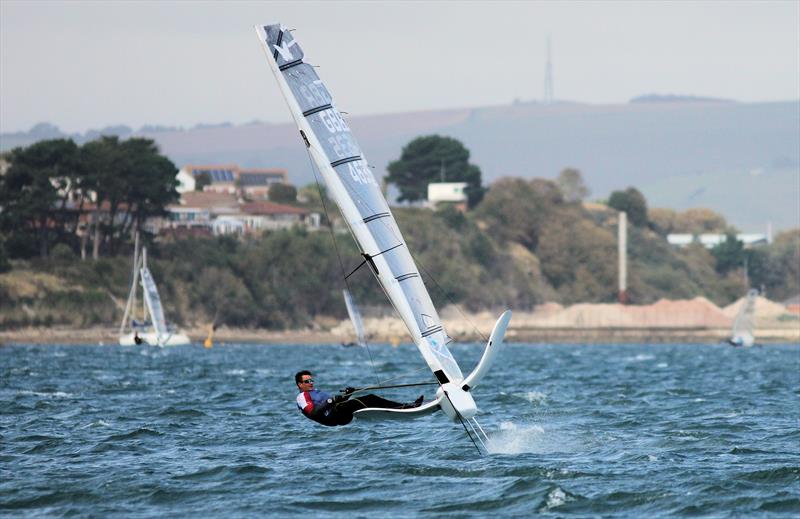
1;342;798;517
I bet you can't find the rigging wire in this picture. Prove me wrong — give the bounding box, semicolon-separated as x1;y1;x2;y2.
437;383;484;456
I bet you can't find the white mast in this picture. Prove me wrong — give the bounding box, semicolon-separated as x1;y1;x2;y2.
119;231;141;335
618;211;627;304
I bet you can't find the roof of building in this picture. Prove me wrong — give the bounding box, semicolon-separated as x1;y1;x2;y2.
174;191;239;209
238;169;287;187
239;201;308;216
183;164;238;183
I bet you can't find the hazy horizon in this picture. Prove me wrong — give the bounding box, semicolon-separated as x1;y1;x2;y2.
2;1;799;134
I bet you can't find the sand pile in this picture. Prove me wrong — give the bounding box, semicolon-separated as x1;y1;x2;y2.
523;297;731;328
329;297;745;341
722;295;796;327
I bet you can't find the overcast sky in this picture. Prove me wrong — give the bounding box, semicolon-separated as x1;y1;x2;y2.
1;1;798;134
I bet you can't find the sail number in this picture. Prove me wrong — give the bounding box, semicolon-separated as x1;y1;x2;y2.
299;80;329;106
328;134;359;158
346;161;378;187
319;109;348;133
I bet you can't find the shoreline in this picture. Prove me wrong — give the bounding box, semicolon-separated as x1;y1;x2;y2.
1;325;798;346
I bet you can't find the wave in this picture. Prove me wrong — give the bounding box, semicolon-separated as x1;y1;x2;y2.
485;420;583;455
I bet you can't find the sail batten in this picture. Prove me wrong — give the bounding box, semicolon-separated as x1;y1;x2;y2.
256;23;463;381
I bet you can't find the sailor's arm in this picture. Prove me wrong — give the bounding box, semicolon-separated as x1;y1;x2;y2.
297;392;315;414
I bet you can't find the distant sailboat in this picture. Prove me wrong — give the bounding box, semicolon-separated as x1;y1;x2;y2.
342;289;367;347
727;289;758;347
119;234;190;347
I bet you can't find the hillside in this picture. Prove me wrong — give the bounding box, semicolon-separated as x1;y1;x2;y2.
3;100;797;231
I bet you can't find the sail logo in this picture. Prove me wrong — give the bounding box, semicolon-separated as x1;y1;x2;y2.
273;39;298;61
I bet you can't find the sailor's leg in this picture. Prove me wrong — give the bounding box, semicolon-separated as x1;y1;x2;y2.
338;393;404;412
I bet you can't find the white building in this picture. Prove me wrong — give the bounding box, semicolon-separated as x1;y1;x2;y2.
175;169;195;193
667;233;770;249
427;182;468;210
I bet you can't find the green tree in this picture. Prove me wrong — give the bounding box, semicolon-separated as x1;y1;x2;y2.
0;239;10;273
81;136;178;257
711;233;745;274
608;187;648;227
475;178;555;249
0;139;82;258
386;135;485;208
748;230;800;300
556;168;590;203
268;183;298;204
674;208;730;234
117;138;179;251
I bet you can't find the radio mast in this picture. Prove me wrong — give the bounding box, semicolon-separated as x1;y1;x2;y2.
543;36;554;104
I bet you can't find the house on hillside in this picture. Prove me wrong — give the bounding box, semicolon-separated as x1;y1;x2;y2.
212;216;245;236
175;164;289;198
239;168;288;199
161;192;240;236
237;201;320;233
158;192;320;237
177;165;239;194
427;182;468;211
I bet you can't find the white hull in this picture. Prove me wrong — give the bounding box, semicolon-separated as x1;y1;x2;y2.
729;333;755;348
119;331;191;347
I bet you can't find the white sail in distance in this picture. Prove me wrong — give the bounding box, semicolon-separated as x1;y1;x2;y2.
731;289;758;347
255;24;463;384
140;266;167;341
343;289;366;346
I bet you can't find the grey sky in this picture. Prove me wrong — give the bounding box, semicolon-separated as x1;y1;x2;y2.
1;0;798;134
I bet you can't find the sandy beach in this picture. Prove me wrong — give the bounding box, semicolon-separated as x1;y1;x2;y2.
2;299;798;345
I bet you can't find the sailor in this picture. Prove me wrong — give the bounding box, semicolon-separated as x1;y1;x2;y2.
134;331;143;345
294;370;423;426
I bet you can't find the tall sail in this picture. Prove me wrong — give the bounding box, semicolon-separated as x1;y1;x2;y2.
255;24;463;384
731;289;758;347
343;289;366;346
140;266;167;340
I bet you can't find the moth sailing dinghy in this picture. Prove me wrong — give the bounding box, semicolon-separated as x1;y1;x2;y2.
255;24;511;446
727;288;758;347
119;234;190;347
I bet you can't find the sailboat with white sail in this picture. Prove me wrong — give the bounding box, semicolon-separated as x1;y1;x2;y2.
727;288;758;347
255;24;511;446
342;289;367;347
119;234;190;347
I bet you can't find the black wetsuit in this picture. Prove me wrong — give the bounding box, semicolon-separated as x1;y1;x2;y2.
296;389;406;427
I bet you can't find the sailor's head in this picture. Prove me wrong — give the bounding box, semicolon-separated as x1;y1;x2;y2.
295;370;314;390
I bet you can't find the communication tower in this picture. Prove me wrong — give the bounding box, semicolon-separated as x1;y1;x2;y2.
543;36;554;104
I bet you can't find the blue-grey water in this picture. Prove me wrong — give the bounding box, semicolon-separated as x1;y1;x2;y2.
1;342;798;517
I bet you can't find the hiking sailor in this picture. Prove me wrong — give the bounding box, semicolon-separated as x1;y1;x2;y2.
294;370;423;426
